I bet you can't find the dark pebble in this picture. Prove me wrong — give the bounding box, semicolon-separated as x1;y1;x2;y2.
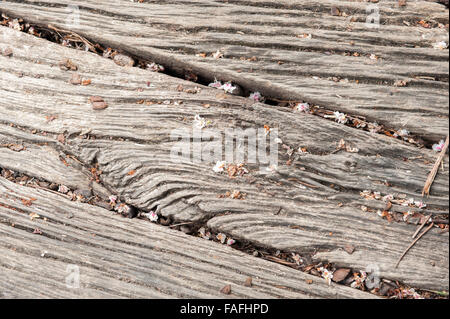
127;206;138;219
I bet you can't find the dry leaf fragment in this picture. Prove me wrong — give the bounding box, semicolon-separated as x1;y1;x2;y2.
59;59;78;71
69;73;82;85
332;268;351;282
331;7;341;16
244;277;253;287
220;284;232;295
344;244;355;254
89;96;108;110
57;134;65;144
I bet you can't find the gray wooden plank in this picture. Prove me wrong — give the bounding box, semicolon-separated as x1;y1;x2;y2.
0;176;374;299
0;0;448;141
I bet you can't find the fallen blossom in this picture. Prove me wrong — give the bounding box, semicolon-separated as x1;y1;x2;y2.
213;161;227;173
368;122;382;133
275;137;283;144
394;129;409;139
369;54;378;60
226;238;236;246
318;267;333;285
58;185;69;194
401;198;415;207
291;253;303;265
216;233;227;244
414;201;426;209
350;271;367;289
208;79;223;89
382;194;394;202
212;50;224;59
395;287;423;299
432;139;445;152
333;111;348;124
147;62;165;72
295;102;310;113
116;203;130;214
221;82;236;94
433;41;448;50
143;211;158;222
249;91;264;102
199;227;211;240
402;210;414;221
109;195;118;205
193;114;208;129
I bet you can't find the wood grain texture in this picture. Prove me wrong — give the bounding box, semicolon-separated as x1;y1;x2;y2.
0;176;378;299
0;26;448;293
0;0;448;141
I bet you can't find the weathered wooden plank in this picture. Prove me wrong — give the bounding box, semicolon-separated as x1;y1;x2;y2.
0;176;376;299
0;26;447;293
0;0;448;141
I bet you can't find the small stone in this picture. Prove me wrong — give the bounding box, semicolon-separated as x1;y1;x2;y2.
113;54;135;67
127;206;138;219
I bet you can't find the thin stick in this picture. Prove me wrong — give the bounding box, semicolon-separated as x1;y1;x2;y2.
412;215;431;239
422;135;449;196
395;222;434;268
169;221;194;228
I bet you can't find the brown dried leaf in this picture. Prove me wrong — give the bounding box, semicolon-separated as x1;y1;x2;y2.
344;244;355;254
332;268;351;282
220;284;232;295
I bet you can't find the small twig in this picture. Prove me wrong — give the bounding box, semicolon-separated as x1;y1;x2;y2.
47;24;96;52
422;135;449;197
395;222;434;268
169;221;194;228
412;215;431;239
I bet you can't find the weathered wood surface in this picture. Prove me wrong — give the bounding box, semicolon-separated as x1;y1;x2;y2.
1;176;379;299
0;0;448;142
0;25;448;296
